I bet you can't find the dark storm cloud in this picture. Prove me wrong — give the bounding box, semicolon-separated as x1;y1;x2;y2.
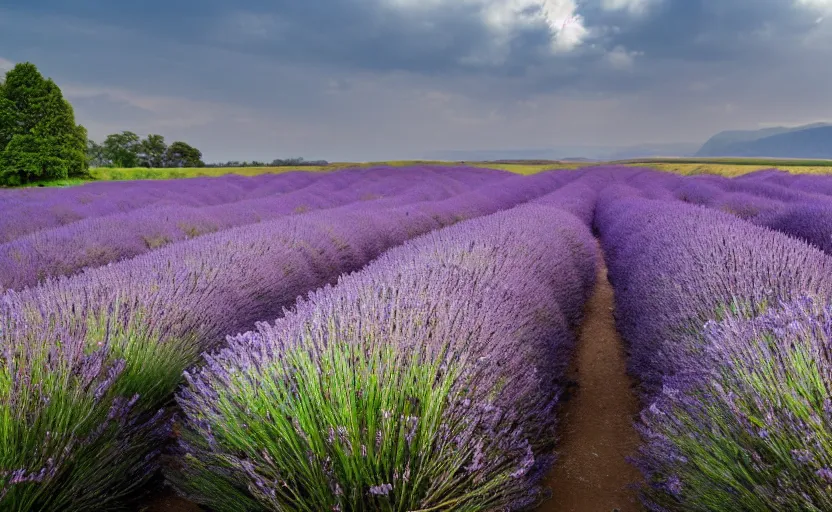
5;0;827;90
1;0;831;161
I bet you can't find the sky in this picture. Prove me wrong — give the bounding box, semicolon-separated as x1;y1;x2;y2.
2;0;832;162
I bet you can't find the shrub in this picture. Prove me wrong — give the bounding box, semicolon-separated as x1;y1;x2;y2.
596;195;832;511
172;201;598;511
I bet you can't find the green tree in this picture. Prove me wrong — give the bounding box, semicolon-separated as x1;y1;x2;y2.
102;131;141;168
0;62;88;185
86;139;109;167
138;134;167;168
164;141;204;168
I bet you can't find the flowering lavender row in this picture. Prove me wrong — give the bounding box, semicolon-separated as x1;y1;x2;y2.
0;165;509;243
738;167;832;197
595;194;832;510
0;167;488;291
596;194;832;395
172;196;598;512
0;169;569;511
0;172;316;243
662;173;832;256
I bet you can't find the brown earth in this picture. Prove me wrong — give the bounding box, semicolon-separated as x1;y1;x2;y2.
535;256;643;512
140;487;202;512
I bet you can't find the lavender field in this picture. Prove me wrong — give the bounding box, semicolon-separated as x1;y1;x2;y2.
1;164;832;511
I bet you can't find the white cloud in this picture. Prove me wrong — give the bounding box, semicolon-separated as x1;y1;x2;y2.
797;0;832;11
601;0;657;15
484;0;589;52
606;45;641;69
0;57;14;73
384;0;590;54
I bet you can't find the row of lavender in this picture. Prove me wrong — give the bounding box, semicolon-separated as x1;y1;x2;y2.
665;170;832;255
0;168;580;510
0;166;506;244
0;167;504;291
170;186;599;511
596;184;832;510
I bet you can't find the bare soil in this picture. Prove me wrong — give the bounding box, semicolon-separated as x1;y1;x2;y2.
140;487;202;512
536;257;643;512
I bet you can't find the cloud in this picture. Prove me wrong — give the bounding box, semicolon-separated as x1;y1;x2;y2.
0;57;14;73
2;1;832;161
606;45;641;69
601;0;657;15
797;0;832;10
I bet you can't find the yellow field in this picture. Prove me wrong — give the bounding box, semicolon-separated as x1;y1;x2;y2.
631;162;832;177
87;160;591;181
42;159;832;187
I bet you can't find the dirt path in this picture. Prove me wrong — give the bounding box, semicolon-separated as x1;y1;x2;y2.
536;255;643;512
141;487;202;512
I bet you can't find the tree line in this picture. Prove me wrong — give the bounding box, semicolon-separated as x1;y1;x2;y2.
204;157;329;168
87;132;204;169
0;63;206;185
1;62;327;186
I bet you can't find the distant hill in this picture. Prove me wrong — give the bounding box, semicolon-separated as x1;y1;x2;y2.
425;142;698;162
695;123;832;158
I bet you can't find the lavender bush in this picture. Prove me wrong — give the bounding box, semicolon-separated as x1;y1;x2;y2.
0;170;567;510
751;200;832;256
596;195;832;510
172;198;597;512
0;167;490;290
638;296;832;510
738;168;832;197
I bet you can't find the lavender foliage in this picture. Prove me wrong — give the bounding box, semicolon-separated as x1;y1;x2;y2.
173;198;597;511
664;173;832;256
0;172;317;243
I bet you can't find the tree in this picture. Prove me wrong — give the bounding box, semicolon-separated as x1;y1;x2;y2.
0;81;18;151
0;62;88;185
164;141;204;168
86;139;108;167
138;134;167;168
102;131;141;168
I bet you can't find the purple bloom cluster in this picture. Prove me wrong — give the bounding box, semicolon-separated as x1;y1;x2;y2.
637;296;832;510
738;167;832;197
0;166;506;291
0;168;569;510
754;200;832;254
174;194;597;511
